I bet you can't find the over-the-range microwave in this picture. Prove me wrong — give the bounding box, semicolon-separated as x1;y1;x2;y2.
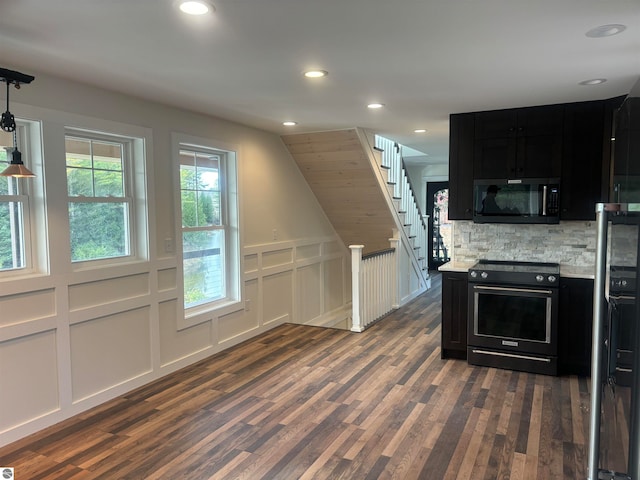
473;178;560;224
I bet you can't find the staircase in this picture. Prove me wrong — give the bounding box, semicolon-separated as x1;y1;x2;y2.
281;128;430;308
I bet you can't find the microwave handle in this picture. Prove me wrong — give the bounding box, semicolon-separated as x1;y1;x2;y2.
542;185;548;216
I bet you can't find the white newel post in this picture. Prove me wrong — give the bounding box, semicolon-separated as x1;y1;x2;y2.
350;245;365;332
389;236;400;309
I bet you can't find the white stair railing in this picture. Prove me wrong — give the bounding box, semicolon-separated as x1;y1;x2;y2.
374;135;428;272
349;239;399;332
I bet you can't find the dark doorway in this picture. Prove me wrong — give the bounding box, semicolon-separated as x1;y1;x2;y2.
427;182;451;270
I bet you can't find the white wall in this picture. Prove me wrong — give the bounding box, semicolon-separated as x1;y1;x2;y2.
0;70;351;446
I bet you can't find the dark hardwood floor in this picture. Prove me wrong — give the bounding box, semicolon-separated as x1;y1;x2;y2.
0;273;591;479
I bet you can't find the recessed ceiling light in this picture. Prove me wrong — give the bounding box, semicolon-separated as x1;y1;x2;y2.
579;78;607;85
282;121;298;126
367;103;384;109
414;129;427;133
179;0;213;15
586;24;627;38
303;70;328;78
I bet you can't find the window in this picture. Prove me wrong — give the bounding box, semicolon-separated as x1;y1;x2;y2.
0;125;33;273
65;131;139;264
177;138;239;316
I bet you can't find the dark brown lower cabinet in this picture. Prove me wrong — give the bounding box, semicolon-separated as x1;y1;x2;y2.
441;271;468;359
558;277;594;376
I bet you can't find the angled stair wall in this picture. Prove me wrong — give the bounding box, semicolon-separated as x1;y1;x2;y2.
281;128;430;310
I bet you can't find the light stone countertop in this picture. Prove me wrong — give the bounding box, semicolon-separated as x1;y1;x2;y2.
437;261;595;280
437;261;476;273
559;265;594;280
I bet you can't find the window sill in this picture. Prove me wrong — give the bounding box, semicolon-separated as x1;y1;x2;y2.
179;298;243;331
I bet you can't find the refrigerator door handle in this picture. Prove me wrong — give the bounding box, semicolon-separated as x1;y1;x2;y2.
587;204;609;480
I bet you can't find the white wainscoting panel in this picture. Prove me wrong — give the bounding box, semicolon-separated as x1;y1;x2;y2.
218;279;259;343
0;289;56;327
68;273;150;311
262;248;294;269
159;299;212;367
324;257;346;312
244;254;259;274
157;268;177;292
70;307;152;402
263;270;293;326
297;243;321;260
0;330;59;432
296;263;322;324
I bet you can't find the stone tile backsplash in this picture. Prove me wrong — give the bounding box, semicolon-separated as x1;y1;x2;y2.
451;221;597;267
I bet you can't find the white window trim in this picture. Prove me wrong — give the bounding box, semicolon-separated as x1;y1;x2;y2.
65;127;149;271
0;120;48;281
172;132;242;329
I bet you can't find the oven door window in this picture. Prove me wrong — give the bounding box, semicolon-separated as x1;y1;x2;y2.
474;286;552;343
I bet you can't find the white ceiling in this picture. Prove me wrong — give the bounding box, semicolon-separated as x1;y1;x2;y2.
1;0;639;167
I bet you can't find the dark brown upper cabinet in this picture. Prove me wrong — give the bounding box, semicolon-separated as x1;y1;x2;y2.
448;113;474;220
561;100;616;220
473;106;563;180
449;98;622;221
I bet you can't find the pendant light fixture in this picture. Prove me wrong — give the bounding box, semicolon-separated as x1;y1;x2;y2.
0;67;35;178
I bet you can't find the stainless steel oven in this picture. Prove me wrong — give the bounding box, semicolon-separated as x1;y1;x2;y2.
467;260;559;375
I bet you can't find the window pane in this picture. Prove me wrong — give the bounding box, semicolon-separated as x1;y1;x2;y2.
67;167;94;196
69;202;129;262
65;138;92;168
180;162;196;190
198;191;220;226
93;142;123;171
94;169;124;197
183;229;225;307
197;166;219;191
66;138;125;197
181;190;198;227
0;201;25;270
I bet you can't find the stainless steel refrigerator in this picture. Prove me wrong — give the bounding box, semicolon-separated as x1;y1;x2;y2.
587;77;640;480
588;86;640;480
588;203;640;480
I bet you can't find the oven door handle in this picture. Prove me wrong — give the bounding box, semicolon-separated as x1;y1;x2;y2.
472;285;553;295
471;349;551;363
609;294;635;302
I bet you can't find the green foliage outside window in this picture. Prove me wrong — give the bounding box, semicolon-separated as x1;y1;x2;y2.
180;152;224;307
66;137;130;262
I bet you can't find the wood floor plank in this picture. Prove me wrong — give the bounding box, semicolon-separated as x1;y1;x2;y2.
0;273;592;479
